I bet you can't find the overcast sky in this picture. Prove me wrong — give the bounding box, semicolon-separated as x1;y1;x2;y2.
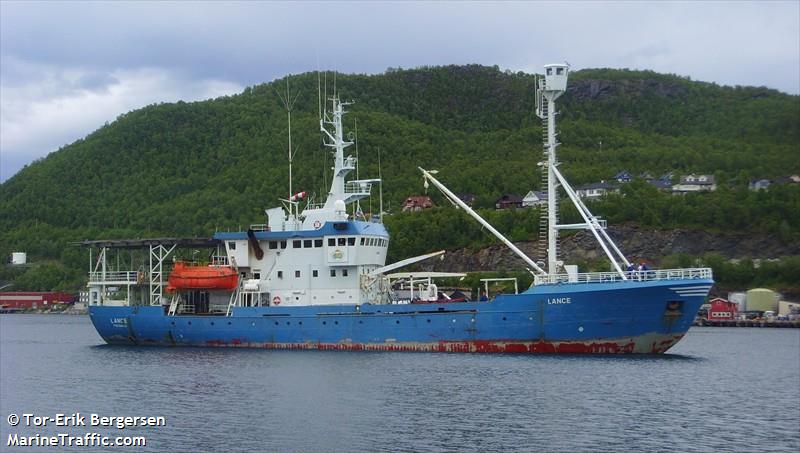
1;1;798;181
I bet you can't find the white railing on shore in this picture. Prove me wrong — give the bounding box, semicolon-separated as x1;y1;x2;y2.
88;271;140;284
534;267;713;286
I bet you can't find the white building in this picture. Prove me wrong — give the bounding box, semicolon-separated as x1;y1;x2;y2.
672;174;716;193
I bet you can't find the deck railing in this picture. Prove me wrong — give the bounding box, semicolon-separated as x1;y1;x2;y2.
533;267;713;286
88;271;140;284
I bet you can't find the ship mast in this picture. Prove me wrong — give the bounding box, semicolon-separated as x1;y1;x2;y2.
535;63;631;279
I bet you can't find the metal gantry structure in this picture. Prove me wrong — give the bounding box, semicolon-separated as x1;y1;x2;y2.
81;238;217;306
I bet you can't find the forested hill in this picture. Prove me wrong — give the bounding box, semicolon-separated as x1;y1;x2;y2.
1;64;799;291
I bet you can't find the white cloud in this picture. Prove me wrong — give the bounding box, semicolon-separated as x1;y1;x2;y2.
0;59;241;180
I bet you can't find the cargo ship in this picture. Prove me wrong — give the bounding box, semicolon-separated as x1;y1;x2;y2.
85;63;713;353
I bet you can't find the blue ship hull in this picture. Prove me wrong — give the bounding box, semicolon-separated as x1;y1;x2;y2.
89;278;712;354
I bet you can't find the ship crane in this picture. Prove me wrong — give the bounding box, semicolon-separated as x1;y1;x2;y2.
419;167;548;276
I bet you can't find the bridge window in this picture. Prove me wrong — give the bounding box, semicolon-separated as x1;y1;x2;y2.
360;238;365;245
343;269;349;277
313;270;318;277
253;272;261;279
269;241;278;249
348;237;356;246
277;271;283;278
293;240;301;248
330;269;336;277
314;239;323;247
304;239;313;248
328;238;335;246
229;242;236;250
295;270;301;278
338;238;346;246
280;241;287;249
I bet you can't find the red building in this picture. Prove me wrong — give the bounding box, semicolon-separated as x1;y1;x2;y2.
708;297;738;321
0;292;75;310
402;196;434;212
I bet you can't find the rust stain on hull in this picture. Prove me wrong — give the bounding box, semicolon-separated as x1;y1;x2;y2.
180;335;687;354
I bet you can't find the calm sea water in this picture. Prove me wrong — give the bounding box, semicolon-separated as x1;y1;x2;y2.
1;315;798;452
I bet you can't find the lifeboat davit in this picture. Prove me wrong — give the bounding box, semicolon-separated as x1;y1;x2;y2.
166;262;238;293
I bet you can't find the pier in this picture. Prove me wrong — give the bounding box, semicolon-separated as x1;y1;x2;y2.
694;319;800;328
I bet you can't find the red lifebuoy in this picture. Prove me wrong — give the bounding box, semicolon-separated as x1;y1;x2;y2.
272;296;281;306
313;220;322;229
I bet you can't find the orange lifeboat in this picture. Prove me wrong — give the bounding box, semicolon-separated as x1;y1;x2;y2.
166;261;239;293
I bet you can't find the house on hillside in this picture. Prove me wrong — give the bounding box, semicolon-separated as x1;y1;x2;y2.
614;171;632;183
495;194;523;210
672;174;716;193
457;193;477;206
749;179;772;191
639;172;655;182
575;181;618;200
402;196;434;212
522;190;547;208
659;172;674;183
649;179;673;191
775;175;800;186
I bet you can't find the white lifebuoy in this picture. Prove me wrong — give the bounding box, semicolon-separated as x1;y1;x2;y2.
272;296;281;306
313;220;322;229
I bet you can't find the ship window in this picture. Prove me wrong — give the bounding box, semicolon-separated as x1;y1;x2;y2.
330;269;336;277
314;239;323;247
313;270;318;277
360;238;365;245
277;271;283;278
280;241;287;249
229;242;236;250
556;67;564;75
254;272;261;279
546;68;552;75
293;240;301;248
295;270;301;278
338;238;346;246
304;239;313;248
269;241;278;249
328;238;335;246
347;237;355;246
343;269;349;277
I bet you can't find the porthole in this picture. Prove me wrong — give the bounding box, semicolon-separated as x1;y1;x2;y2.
211;322;215;326
188;321;192;325
228;321;232;325
427;319;431;323
299;321;303;325
502;317;507;321
323;321;327;325
275;322;279;326
286;322;291;326
334;321;339;325
395;320;400;324
171;321;175;326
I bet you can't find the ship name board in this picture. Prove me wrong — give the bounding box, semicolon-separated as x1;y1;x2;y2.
547;297;571;305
